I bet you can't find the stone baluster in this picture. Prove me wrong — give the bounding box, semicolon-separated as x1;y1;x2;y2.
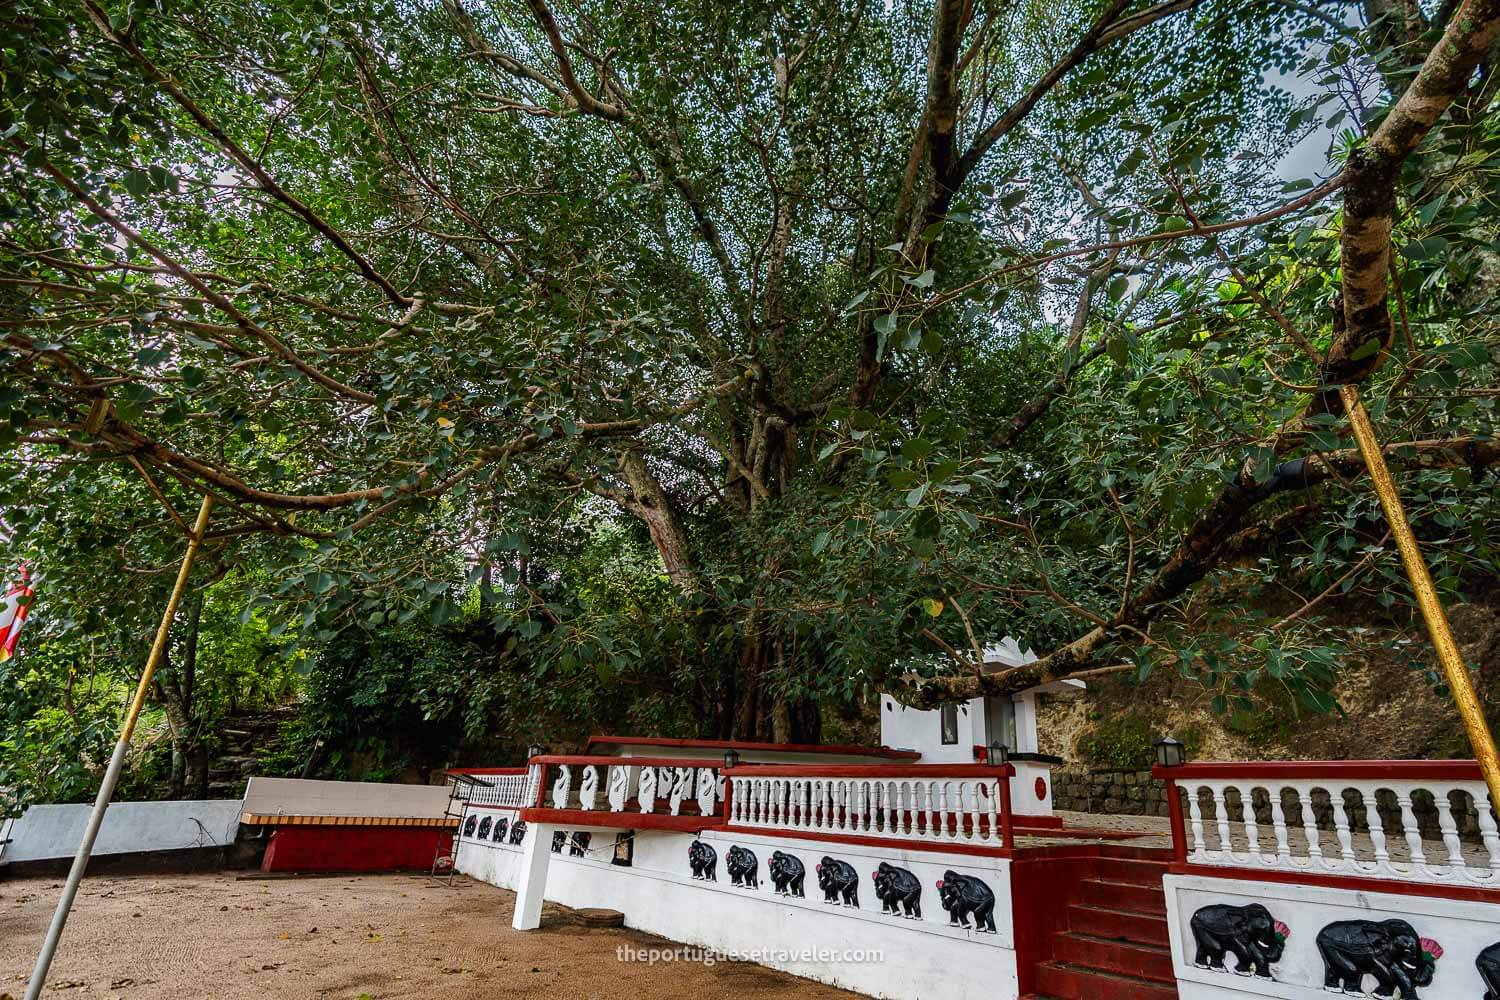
1211;784;1233;857
925;780;940;839
1331;788;1355;867
1269;788;1291;865
1186;785;1208;859
550;765;572;810
579;766;599;811
1296;784;1324;865
637;765;657;814
1476;792;1500;874
1395;790;1426;867
986;779;1000;843
1364;788;1390;867
1436;789;1466;870
1241;785;1263;861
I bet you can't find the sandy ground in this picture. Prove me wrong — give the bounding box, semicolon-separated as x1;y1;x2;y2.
0;872;860;1000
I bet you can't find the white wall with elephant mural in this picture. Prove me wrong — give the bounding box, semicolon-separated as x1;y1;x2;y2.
1164;872;1500;999
454;813;1020;1000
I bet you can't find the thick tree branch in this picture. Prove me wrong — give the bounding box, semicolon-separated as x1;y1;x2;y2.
1329;0;1500;381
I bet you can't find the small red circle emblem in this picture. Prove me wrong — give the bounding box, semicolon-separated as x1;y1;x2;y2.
1034;777;1047;801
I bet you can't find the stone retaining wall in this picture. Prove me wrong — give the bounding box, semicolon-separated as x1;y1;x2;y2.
1052;768;1173;816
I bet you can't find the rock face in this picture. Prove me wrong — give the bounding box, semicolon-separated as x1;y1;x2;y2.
206;708;299;799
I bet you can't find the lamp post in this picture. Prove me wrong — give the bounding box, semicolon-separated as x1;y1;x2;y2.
527;743;548;760
1154;737;1187;768
986;741;1009;767
723;749;741;770
1154;736;1188;864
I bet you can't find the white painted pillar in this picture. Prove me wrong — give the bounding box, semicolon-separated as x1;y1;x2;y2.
511;822;555;930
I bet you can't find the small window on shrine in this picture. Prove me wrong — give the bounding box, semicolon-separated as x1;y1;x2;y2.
940;703;959;745
612;832;633;867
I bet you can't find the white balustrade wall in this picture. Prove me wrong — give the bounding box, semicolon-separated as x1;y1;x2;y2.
727;772;1008;846
1172;768;1500;888
537;760;723;817
458;769;535;809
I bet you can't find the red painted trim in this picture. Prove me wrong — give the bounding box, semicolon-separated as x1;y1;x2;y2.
1165;777;1188;864
1170;861;1500;904
999;776;1015;848
445;767;528;776
1013;815;1064;830
713;823;1012;859
585;734;921;760
532;754;726;769
1154;759;1483;781
721;763;1014;778
520;807;720;833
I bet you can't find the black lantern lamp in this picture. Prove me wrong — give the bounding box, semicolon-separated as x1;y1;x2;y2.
527;743;548;760
1154;736;1187;768
723;749;741;770
986;741;1009;766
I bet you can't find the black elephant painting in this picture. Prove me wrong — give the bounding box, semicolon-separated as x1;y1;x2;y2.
476;816;492;840
1315;919;1435;999
569;832;591;857
768;852;805;897
688;840;718;880
726;846;759;888
937;871;995;932
872;862;922;919
816;857;859;907
1479;941;1500;1000
1189;903;1285;978
551;830;567;853
462;814;477;837
492;817;509;843
507;820;527;845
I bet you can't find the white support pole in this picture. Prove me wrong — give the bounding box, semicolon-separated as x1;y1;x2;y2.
511;822;555;930
23;495;212;1000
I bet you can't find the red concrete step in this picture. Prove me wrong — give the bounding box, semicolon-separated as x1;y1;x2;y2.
1074;878;1167;915
1091;857;1169;886
1034;961;1178;1000
1068;904;1172;947
1051;931;1174;982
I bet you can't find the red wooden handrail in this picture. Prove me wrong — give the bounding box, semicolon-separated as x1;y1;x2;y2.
722;763;1014;779
530;754;726;769
1153;759;1483;782
445;767;528;776
585;734;922;760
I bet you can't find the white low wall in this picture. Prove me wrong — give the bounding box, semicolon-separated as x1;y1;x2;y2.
241;776;450;819
1;800;241;864
456;810;1018;1000
1165;872;1500;999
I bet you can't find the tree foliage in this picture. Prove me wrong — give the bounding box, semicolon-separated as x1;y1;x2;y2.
2;0;1497;771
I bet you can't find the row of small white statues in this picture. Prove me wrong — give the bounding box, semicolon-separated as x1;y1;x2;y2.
549;763;723;816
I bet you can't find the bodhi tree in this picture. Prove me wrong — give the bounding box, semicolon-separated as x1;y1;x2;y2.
2;0;1498;746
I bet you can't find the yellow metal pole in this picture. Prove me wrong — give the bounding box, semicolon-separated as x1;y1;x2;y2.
1339;383;1500;810
24;493;213;1000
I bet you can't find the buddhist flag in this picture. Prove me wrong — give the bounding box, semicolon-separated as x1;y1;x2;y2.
0;565;33;662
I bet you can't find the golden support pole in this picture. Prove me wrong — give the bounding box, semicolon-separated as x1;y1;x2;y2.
1339;383;1500;810
24;494;213;1000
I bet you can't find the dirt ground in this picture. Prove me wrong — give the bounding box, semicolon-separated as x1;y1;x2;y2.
0;872;861;999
